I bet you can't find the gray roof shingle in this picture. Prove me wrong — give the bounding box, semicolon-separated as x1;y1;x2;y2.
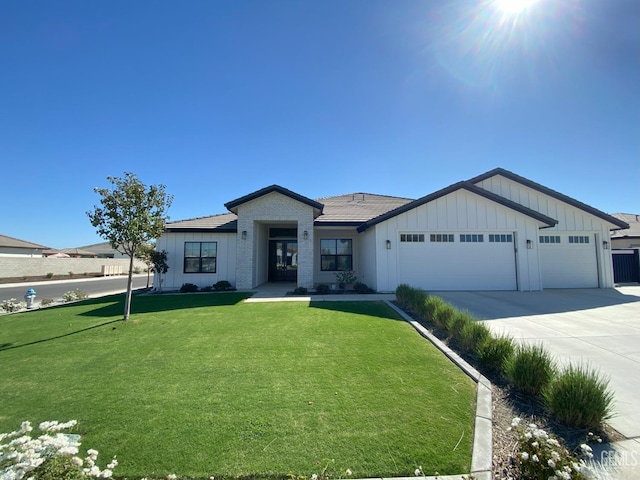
0;234;49;250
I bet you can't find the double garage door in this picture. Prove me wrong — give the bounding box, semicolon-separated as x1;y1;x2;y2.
538;234;598;288
398;232;517;291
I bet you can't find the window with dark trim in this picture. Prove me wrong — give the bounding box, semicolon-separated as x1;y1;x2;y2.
184;242;217;273
320;239;352;271
430;234;454;243
400;233;425;243
489;234;513;243
568;236;590;244
539;235;561;244
460;234;484;243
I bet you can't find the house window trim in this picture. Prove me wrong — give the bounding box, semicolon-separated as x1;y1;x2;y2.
184;241;217;274
320;238;353;272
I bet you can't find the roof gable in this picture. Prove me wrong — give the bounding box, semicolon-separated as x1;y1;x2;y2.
225;185;324;215
357;181;558;232
468;168;629;230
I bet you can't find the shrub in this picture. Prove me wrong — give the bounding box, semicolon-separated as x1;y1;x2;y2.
353;282;374;294
506;343;556;397
458;320;491;355
0;420;118;480
68;271;74;278
1;298;25;312
200;285;213;292
445;308;473;339
179;283;199;293
544;363;614;429
509;417;595;479
45;272;54;278
63;290;88;303
133;267;141;274
395;284;413;304
315;284;331;295
335;270;357;288
423;296;447;326
478;334;515;377
213;280;232;291
40;298;55;307
293;286;308;295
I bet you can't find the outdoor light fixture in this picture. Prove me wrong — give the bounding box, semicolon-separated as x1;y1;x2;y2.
386;240;391;249
303;230;308;240
242;230;247;240
603;241;609;250
526;239;533;249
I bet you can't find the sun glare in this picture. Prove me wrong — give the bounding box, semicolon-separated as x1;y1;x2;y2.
494;0;539;14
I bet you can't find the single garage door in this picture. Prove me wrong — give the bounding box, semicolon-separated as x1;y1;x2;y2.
539;234;598;288
398;232;517;291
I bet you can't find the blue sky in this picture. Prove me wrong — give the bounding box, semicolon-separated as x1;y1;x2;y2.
1;0;638;249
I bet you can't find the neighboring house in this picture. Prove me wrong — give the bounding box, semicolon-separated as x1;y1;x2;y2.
0;234;48;257
610;214;640;249
60;248;99;259
76;242;130;259
154;168;629;292
610;214;640;284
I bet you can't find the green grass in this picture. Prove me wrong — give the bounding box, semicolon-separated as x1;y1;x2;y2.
0;293;476;479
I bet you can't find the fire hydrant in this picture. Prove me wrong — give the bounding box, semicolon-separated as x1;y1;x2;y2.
24;288;36;309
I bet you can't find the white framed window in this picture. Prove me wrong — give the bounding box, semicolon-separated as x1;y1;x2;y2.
400;233;425;243
539;235;561;244
489;234;513;243
460;234;484;243
568;236;590;244
430;234;454;243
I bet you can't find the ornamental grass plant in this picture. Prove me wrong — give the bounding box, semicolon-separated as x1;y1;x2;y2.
505;343;557;397
478;333;515;378
544;364;615;429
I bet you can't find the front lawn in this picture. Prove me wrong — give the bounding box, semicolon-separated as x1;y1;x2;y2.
0;293;476;479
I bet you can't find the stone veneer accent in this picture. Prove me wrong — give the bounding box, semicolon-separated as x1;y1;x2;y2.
235;192;315;289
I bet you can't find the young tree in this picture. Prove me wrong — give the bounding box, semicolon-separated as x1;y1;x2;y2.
87;173;173;320
150;249;169;292
136;242;156;288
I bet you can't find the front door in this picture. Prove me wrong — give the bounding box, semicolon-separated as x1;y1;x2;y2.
268;240;298;282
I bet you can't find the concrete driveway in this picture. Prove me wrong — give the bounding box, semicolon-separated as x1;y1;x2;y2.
434;287;640;476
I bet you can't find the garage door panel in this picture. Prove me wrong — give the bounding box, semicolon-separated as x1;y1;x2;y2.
540;236;597;288
399;233;516;291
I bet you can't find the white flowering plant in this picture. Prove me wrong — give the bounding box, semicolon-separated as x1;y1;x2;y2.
0;299;26;313
509;417;600;480
0;420;117;480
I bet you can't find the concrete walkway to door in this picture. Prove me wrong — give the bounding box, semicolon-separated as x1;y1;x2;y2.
434;286;640;478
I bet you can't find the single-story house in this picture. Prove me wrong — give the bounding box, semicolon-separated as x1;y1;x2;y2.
0;234;48;257
154;167;629;292
76;242;131;259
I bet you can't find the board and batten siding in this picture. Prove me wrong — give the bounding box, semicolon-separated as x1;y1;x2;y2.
154;231;236;290
372;188;544;292
475;175;616;288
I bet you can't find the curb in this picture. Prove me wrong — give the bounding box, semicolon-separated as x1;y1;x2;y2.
385;301;492;480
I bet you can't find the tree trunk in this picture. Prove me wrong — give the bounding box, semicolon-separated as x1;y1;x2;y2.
146;268;150;289
124;254;135;320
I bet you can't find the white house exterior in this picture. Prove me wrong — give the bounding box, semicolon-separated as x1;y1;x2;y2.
154;168;629;292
